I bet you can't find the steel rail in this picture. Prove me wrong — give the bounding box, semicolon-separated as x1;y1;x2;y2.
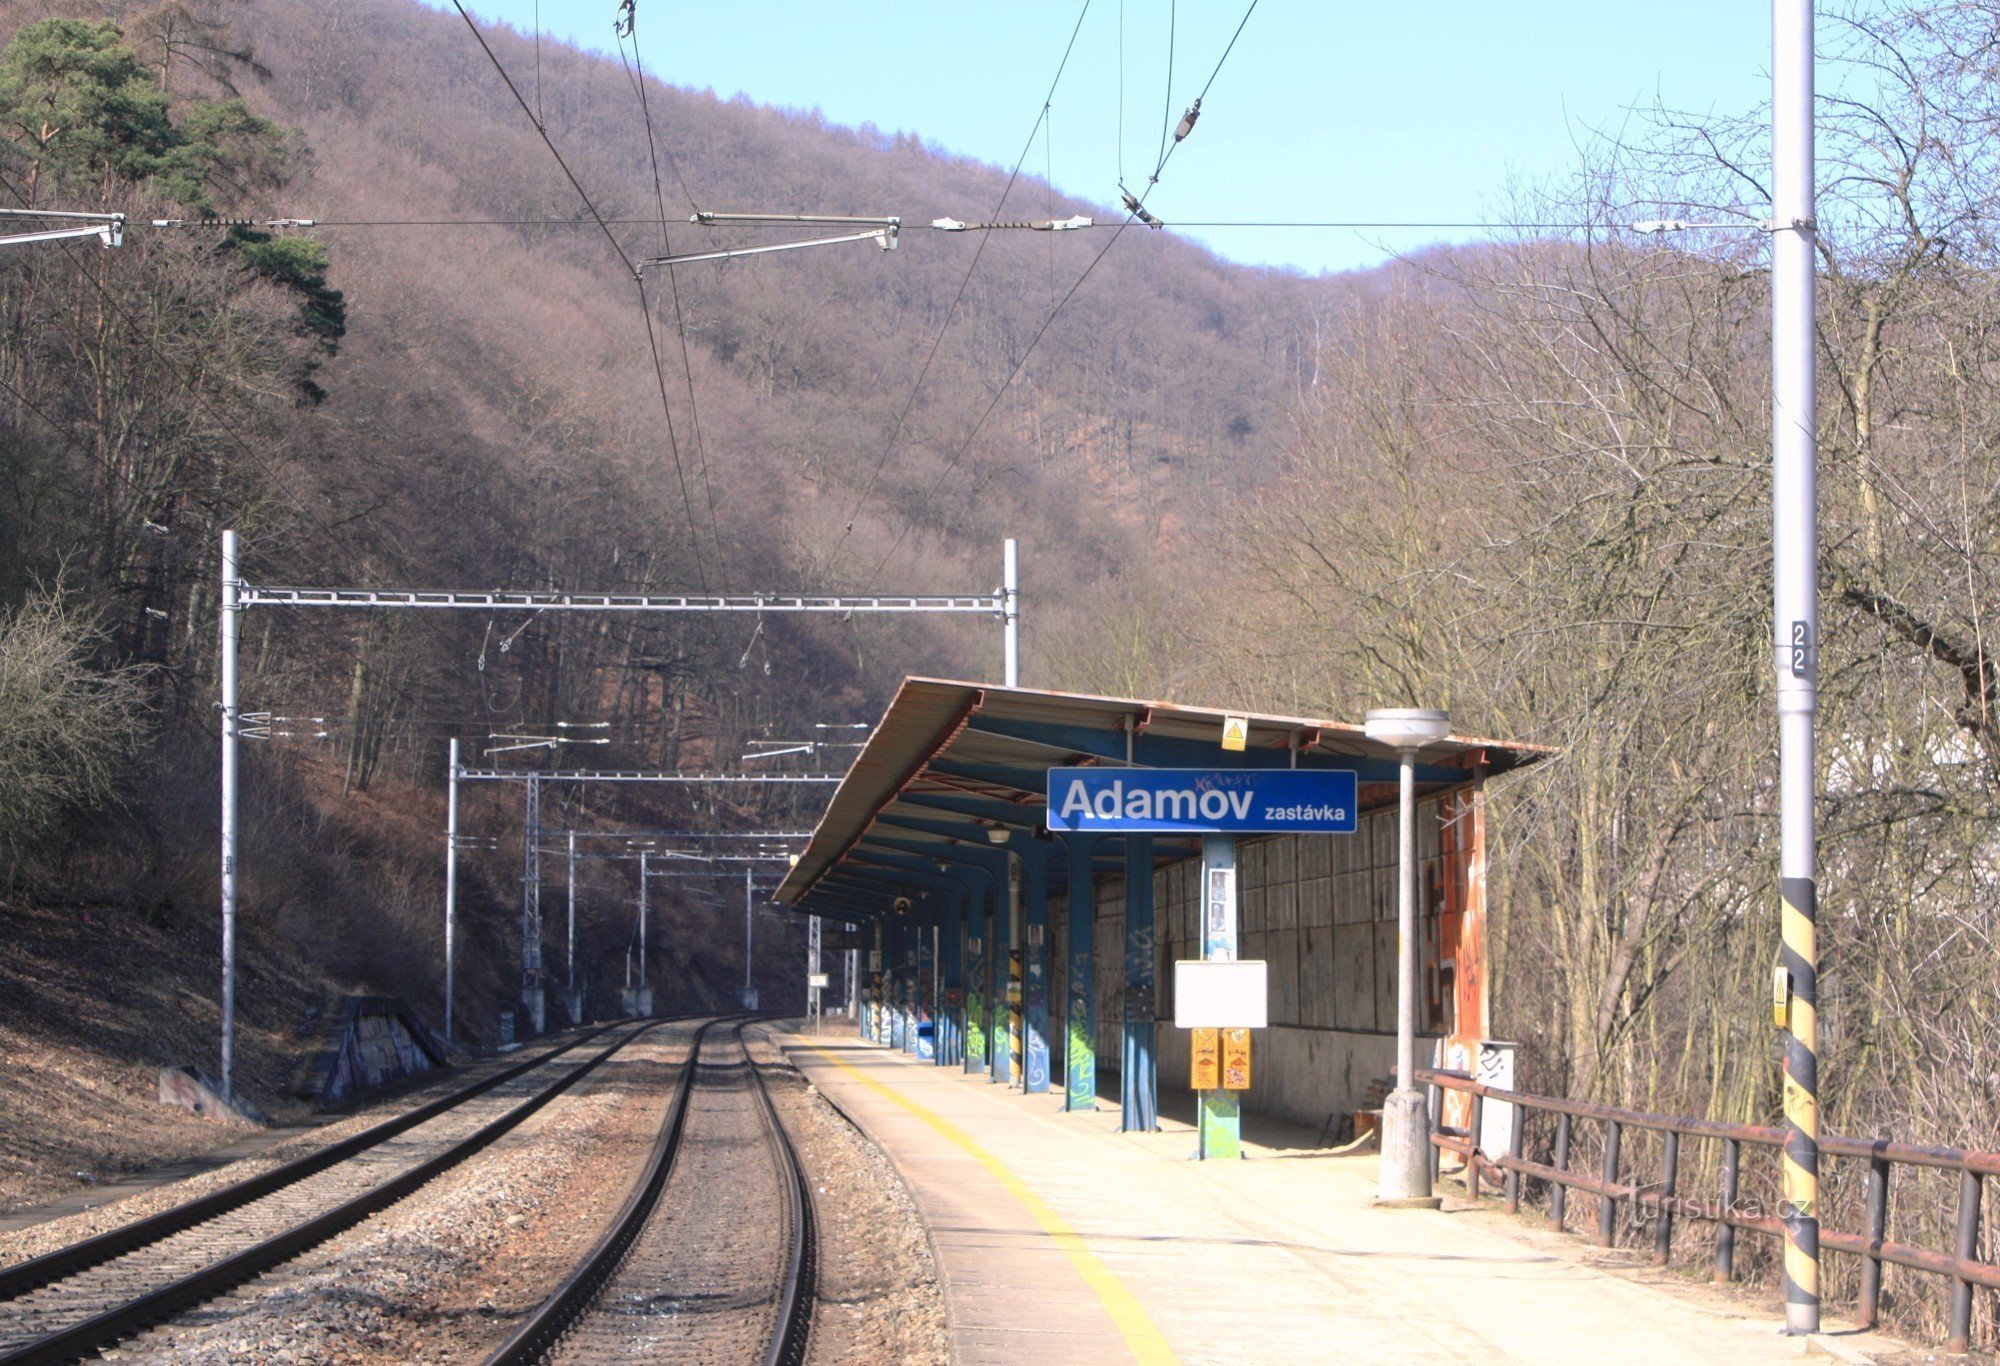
484;1017;725;1364
0;1020;672;1365
486;1016;815;1366
0;1024;622;1301
749;1021;817;1366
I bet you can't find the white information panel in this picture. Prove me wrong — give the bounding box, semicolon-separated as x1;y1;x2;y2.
1172;959;1268;1029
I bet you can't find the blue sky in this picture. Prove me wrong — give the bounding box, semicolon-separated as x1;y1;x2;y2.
437;2;1775;275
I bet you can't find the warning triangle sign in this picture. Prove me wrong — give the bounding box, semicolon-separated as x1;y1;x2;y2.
1221;716;1249;752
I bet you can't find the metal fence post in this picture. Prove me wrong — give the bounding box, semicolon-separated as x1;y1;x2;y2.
1550;1112;1572;1230
1466;1092;1485;1197
1949;1170;1980;1353
1426;1082;1443;1187
1504;1103;1525;1215
1654;1130;1680;1265
1598;1119;1623;1247
1860;1154;1889;1329
1716;1137;1740;1283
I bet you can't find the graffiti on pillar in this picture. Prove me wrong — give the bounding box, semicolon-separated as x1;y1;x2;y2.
966;985;986;1062
1025;945;1049;1091
1066;948;1094;1108
1125;922;1156;1022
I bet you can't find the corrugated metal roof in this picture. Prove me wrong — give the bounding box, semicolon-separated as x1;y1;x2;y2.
778;677;1553;912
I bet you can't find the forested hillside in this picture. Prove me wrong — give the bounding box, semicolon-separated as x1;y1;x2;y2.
16;0;2000;1342
0;0;1334;1078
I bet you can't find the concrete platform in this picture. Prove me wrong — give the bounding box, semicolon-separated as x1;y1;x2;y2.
781;1034;1889;1365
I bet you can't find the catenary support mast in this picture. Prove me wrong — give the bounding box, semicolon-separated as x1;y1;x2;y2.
218;532;241;1101
1772;0;1821;1335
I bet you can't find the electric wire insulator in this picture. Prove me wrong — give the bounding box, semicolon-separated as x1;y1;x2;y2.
1174;98;1202;142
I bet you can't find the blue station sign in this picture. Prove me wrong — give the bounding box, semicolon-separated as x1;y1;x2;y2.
1045;768;1359;835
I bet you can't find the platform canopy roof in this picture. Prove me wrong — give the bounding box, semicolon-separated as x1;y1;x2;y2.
776;678;1551;922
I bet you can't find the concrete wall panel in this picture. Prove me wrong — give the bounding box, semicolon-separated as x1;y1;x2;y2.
1332;924;1376;1031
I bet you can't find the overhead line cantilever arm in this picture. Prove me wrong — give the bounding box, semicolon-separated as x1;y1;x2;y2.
692;211;900;227
643;226;897;269
0;208;124;248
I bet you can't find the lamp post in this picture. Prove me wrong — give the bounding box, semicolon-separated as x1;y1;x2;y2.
1365;707;1451;1204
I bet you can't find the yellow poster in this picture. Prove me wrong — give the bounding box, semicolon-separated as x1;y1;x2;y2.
1190;1027;1221;1089
1222;1027;1251;1090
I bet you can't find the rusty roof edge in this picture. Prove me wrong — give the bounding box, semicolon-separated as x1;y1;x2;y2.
903;676;1557;760
786;683;986;906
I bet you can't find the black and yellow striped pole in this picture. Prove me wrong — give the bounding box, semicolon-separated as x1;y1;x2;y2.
1771;0;1820;1336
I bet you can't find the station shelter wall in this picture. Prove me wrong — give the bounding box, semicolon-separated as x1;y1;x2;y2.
1046;783;1484;1132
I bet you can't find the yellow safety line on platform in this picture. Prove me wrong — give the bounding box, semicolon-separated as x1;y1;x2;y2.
803;1046;1176;1364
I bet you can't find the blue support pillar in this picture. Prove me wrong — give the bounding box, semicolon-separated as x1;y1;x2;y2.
942;902;963;1065
902;916;921;1055
887;918;906;1051
929;913;944;1063
1122;835;1159;1132
988;870;1009;1085
1022;843;1055;1093
965;885;989;1074
868;919;885;1044
1061;832;1100;1112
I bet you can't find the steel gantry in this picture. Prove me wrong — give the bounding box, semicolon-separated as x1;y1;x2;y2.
215;530;1022;1098
445;763;829;1038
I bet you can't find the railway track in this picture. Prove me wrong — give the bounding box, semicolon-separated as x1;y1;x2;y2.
0;1019;670;1365
491;1018;817;1365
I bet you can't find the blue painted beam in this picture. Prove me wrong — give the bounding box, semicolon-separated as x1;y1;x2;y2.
926;758;1053;793
898;792;1044;827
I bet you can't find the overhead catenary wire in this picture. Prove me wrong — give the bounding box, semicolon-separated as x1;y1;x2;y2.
0;175;339;542
820;0;1097;579
169;215;1621;233
617;4;725;578
445;0;715;593
866;0;1264;580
